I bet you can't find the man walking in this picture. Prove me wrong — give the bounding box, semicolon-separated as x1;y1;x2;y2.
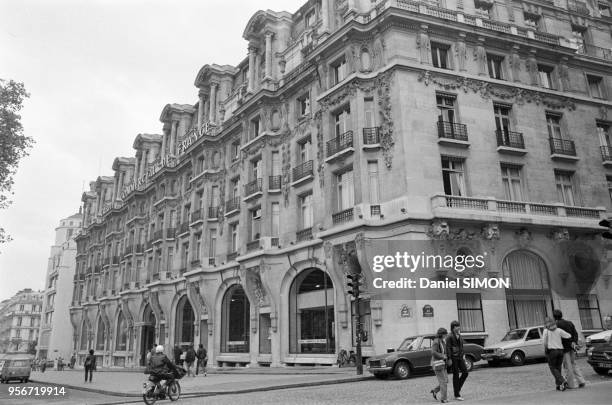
185;344;196;377
84;349;96;383
446;320;468;401
554;309;586;389
196;343;208;376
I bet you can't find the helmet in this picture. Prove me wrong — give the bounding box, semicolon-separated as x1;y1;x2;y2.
155;345;164;353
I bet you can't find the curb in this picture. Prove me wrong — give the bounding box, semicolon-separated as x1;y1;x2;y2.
30;375;372;398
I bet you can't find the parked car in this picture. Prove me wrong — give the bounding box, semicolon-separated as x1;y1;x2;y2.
586;340;612;376
586;330;612;350
366;334;484;379
0;354;33;383
482;326;546;366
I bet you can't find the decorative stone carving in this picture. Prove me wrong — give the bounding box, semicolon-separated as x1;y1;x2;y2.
324;241;334;258
455;33;467;72
549;228;570;242
281;143;291;207
188;281;208;315
417;71;576;111
416;25;431;65
599;105;608;120
372;37;386;70
315;111;325;188
515;228;532;248
427;220;450;239
449;228;477;240
481;223;500;240
559;58;571;92
474;37;487;76
525;50;539;85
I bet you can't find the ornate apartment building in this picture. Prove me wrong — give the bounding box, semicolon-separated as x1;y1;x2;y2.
71;0;612;368
37;212;82;360
0;289;43;354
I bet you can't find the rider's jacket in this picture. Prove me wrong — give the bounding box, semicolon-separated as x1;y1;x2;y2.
150;353;177;376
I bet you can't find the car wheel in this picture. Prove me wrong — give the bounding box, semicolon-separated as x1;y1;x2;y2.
510;351;525;366
373;373;388;379
593;367;610;376
464;356;474;372
393;361;411;379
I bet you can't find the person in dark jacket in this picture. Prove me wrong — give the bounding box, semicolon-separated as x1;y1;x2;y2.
446;320;468;401
150;345;178;386
554;309;586;389
84;349;96;383
430;327;449;403
196;344;208;376
185;344;196;377
173;345;182;365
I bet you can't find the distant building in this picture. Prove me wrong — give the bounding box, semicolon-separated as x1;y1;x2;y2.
37;212;83;360
0;289;43;353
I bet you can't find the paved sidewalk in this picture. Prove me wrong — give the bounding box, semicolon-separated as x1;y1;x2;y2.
29;368;367;397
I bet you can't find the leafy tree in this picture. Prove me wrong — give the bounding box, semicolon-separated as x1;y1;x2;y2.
0;79;33;248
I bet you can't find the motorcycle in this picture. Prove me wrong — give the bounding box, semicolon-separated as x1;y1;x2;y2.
142;366;185;404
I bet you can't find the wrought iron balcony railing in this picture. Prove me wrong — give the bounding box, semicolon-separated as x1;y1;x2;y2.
166;228;176;239
191;209;203;223
225;197;240;213
292;160;313;182
601;146;612;161
496;130;525;149
269;175;281;190
244;178;263;196
327;131;354;157
332;208;355;225
208;206;220;218
437;121;468;141
227;251;239;261
363;127;381;145
296;227;313;242
549;137;576;156
246;240;261;252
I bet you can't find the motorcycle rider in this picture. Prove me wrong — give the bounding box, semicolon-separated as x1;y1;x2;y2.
149;345;178;392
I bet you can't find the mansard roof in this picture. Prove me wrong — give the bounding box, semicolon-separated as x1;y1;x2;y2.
112;157;135;171
159;103;196;122
132;133;162;149
194;64;239;88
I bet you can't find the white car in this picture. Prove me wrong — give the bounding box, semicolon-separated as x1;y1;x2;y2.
481;326;545;366
586;330;612;349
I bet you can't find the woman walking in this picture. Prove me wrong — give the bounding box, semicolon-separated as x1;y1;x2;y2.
84;349;96;383
543;317;570;391
430;328;449;403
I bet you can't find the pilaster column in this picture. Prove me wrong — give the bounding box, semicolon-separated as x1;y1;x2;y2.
112;174;119;201
209;83;218;124
139;151;146;178
198;91;206;129
169;120;178;156
134;156;140;181
161;128;168;160
321;0;329;32
247;45;257;93
119;172;125;192
264;32;273;80
475;36;487;76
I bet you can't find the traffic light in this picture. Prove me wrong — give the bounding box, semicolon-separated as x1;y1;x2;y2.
599;219;612;239
347;273;361;299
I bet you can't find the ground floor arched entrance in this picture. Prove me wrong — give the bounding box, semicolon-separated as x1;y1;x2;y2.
140;305;156;365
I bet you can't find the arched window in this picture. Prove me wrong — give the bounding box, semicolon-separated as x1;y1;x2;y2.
503;250;553;329
96;317;105;351
289;268;335;354
116;311;127;351
80;320;89;350
221;285;250;353
175;296;195;346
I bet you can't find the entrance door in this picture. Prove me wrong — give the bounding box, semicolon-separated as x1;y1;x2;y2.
199;320;208;349
141;325;155;366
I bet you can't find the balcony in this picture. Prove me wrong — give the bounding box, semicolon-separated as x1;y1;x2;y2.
153;229;164;243
332;208;355;225
152;273;160;281
190;259;201;268
225;197;240;216
296;227;313;242
601;146;612;166
135;244;144;254
166;228;176;239
578;44;612;61
269;175;282;192
208;257;216;266
292;160;314;185
190;209;203;225
112;256;120;265
437;121;469;146
362;127;381;149
567;0;590;15
208;206;220;220
431;194;606;225
326;131;355;162
496;130;526;155
549;137;578;161
124;245;133;256
246;240;261;252
103;257;110;266
177;223;190;236
227;251;239;262
94;265;101;274
244;178;263;201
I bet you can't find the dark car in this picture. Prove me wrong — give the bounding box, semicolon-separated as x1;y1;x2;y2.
367;334;484;379
587;340;612;376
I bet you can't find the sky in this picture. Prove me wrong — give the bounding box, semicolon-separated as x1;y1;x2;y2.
0;0;305;301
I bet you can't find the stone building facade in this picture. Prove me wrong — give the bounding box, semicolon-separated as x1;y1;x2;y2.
36;212;82;360
71;0;612;368
0;289;43;354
